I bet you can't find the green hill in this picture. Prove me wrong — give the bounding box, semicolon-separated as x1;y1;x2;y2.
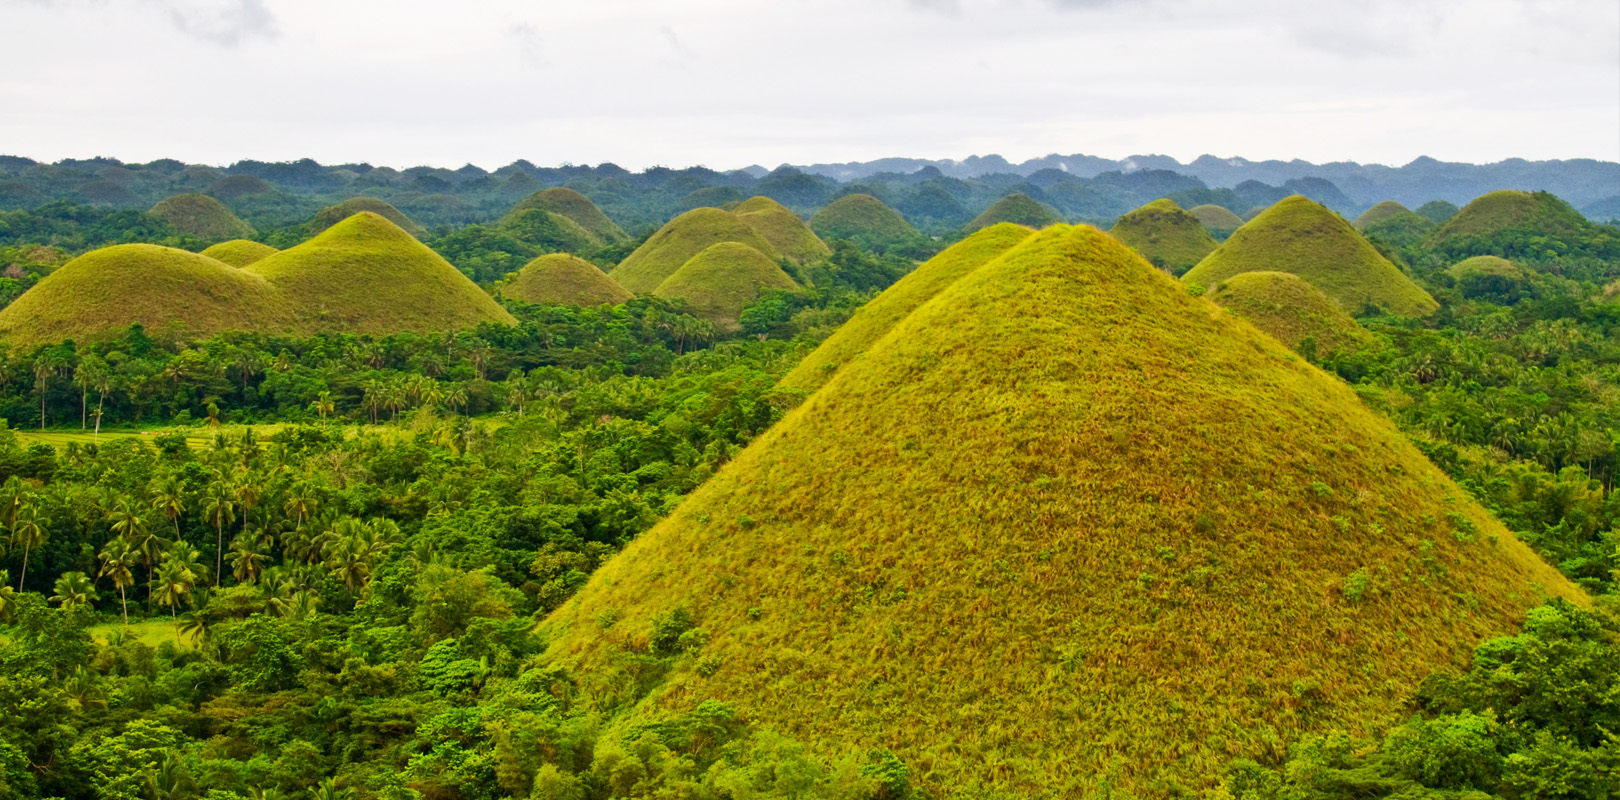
207;175;277;201
1424;190;1613;260
965;193;1063;232
809;194;921;249
1361;210;1436;249
1352;201;1411;229
148;194;254;241
309;197;427;240
503;253;633;306
1446;255;1528;302
245;212;514;335
1107;198;1218;275
1415;200;1459;224
199;239;278;267
1207;271;1376;356
540;223;1580;795
0;245;294;348
611;208;782;295
651;242;799;330
1190;204;1244;234
503;187;629;245
734;196;831;264
1184;196;1439;317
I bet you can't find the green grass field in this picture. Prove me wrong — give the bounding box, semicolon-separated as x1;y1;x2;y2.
88;618;197;649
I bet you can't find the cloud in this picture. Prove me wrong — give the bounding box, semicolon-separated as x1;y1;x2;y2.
162;0;277;47
661;26;697;63
508;23;546;69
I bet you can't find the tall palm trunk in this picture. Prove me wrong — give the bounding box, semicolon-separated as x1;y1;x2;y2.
118;584;128;626
215;518;223;587
17;544;29;590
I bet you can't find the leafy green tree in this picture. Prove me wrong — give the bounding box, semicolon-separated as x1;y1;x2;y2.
49;571;95;610
98;537;137;624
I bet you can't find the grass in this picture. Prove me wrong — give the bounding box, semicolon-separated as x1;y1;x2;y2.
542;223;1582;796
149;194;254;241
611;208;783;295
503;253;633;306
1184;196;1439;317
1107;198;1218;276
16;429;214;450
88;618;198;649
808;194;920;247
200;239;278;267
1207;271;1376;356
1415;200;1459;224
1361;211;1436;249
652;242;799;330
309;197;427;240
734;196;831;264
965;193;1062;232
1425;190;1591;250
1445;255;1523;281
1352;201;1412;230
504;187;629;245
1190;204;1244;233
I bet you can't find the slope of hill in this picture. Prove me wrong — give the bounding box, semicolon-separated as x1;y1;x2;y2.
1107;198;1218;275
651;242;799;329
503;253;633;306
1207;271;1376;356
0;245;293;347
148;194;254;240
1184;196;1439;316
1425;190;1616;260
503;187;629;245
308;197;427;240
734;196;831;264
964;193;1062;232
1352;200;1411;229
611;208;782;295
199;239;278;267
245;212;514;334
541;223;1580;795
1189;204;1244;234
808;194;921;249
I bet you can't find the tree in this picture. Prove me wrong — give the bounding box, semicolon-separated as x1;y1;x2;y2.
49;571;95;610
0;569;16;622
149;475;186;539
10;502;44;591
310;391;334;424
98;538;137;625
71;357;108;431
151;547;201;643
283;480;318;529
200;478;237;587
228;533;270;585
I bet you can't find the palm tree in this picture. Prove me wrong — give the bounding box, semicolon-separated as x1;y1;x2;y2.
50;571;96;610
310;777;352;800
152;550;200;643
145;751;197;800
200;479;237;587
32;356;54;430
99;538;137;625
72;357;108;431
235;470;261;537
11;502;44;590
310;391;334;424
108;494;150;542
228;533;270;585
150;475;187;538
283;480;318;529
0;570;17;622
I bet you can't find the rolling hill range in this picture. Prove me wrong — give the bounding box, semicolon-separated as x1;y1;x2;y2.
1107;198;1218;275
611;207;782;295
540;223;1580;795
652;242;799;329
1207;271;1375;356
502;253;632;306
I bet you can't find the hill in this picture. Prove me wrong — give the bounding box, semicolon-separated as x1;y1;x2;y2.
808;194;921;249
148;194;254;241
503;253;633;306
1360;210;1436;249
540;223;1580;795
244;212;514;335
1446;255;1528;302
1424;190;1617;260
503;187;629;245
1206;271;1376;356
965;193;1063;232
733;196;831;264
1106;198;1218;275
611;208;782;295
1415;200;1459;223
308;197;427;240
651;242;799;330
1189;204;1244;234
1352;200;1411;229
199;239;278;267
0;245;293;348
1183;196;1439;316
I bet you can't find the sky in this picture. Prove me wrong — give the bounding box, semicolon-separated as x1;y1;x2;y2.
1;0;1616;172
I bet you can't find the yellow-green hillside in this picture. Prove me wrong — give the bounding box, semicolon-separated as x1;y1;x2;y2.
1190;204;1244;234
1184;196;1439;317
780;223;1035;395
309;197;427;240
541;223;1579;795
1353;201;1411;230
0;245;294;348
1207;271;1376;356
611;208;782;295
1446;255;1522;282
1425;190;1591;255
503;187;629;245
734;196;831;264
149;194;254;241
245;212;514;335
1447;255;1528;301
965;193;1063;232
651;242;799;330
1107;198;1218;275
809;194;920;248
200;239;278;267
503;253;633;306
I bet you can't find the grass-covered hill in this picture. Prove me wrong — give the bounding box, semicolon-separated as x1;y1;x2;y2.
1106;198;1218;275
808;194;921;250
308;197;428;240
611;207;782;295
199;239;278;267
1359;209;1436;249
1183;195;1439;317
1352;200;1411;230
540;223;1580;795
734;196;831;265
1190;204;1244;234
1446;255;1528;301
244;211;514;334
1206;271;1376;356
651;242;799;329
503;187;629;245
148;194;254;241
502;253;633;306
1424;190;1620;260
964;192;1062;232
0;244;293;347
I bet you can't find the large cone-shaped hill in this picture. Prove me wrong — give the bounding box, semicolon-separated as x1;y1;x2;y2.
1207;271;1376;356
965;193;1063;232
503;254;633;306
1184;196;1438;317
611;208;782;295
149;194;254;241
502;187;629;245
244;212;514;334
1190;204;1244;234
1353;201;1411;229
1107;198;1218;276
734;196;831;264
652;242;799;330
200;239;278;267
809;194;920;249
309;197;427;240
0;245;294;348
542;223;1579;795
1425;190;1594;257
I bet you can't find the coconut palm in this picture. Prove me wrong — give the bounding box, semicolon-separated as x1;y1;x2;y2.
152;551;200;643
50;571;96;610
10;502;44;590
150;475;187;539
200;479;237;587
228;533;270;585
98;538;138;625
0;570;17;622
283;480;318;529
310;391;335;424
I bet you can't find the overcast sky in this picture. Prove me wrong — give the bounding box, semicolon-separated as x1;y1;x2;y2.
1;0;1616;171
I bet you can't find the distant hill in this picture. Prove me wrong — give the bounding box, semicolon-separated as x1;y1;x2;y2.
965;193;1062;232
652;242;799;329
611;208;782;295
809;194;920;250
149;194;254;241
503;187;629;245
503;253;632;306
1353;201;1412;229
733;196;830;264
1207;271;1376;356
308;197;427;240
1189;204;1244;234
1446;255;1528;302
200;239;278;267
1425;190;1620;260
1107;198;1217;275
1360;210;1436;249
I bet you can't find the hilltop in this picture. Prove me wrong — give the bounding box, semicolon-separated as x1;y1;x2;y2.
808;194;921;250
611;207;782;295
503;253;632;306
1446;255;1528;302
1360;209;1436;249
200;239;277;267
652;242;799;330
1190;204;1244;234
503;187;629;245
1107;198;1218;275
1353;201;1411;229
1207;271;1376;356
965;193;1063;232
734;196;831;264
541;223;1579;795
1183;196;1439;316
148;194;254;241
1424;190;1618;260
308;197;428;240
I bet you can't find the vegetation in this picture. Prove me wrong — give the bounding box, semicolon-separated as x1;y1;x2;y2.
1445;255;1528;302
1361;209;1437;249
1353;200;1413;230
652;242;800;330
611;208;782;295
501;254;633;307
734;196;831;265
503;187;629;246
147;194;254;241
808;194;922;252
308;198;427;240
1416;199;1460;223
1426;190;1620;262
1190;203;1245;235
963;192;1062;232
1207;271;1376;356
1107;198;1218;275
199;239;278;268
